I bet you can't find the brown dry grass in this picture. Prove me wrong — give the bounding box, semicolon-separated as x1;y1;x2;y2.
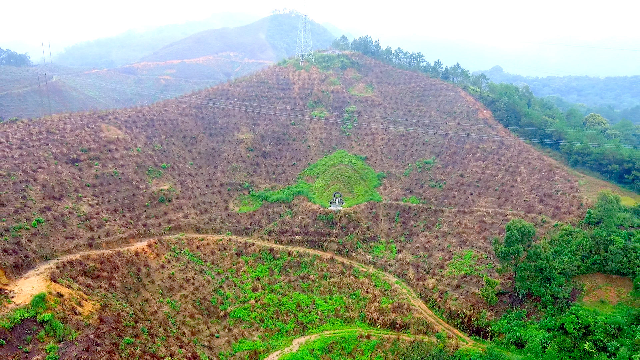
0;53;599;331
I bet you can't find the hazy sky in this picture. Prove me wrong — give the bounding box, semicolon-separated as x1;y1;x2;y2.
4;0;640;76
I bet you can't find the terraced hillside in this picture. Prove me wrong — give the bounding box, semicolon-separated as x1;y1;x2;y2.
1;53;589;344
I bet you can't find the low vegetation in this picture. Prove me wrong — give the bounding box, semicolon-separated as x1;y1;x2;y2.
47;236;430;359
238;150;385;211
0;293;75;360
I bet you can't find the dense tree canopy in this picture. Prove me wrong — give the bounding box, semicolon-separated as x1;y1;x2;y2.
0;48;32;67
480;66;640;122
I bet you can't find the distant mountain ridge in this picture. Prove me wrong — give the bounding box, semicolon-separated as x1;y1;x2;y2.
478;66;640;122
54;12;261;69
2;14;336;120
142;14;334;62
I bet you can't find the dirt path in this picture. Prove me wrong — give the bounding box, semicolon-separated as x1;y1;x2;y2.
1;240;152;310
264;328;435;360
236;236;473;345
1;233;474;346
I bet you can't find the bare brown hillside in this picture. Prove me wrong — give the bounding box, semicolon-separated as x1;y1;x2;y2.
1;54;587;321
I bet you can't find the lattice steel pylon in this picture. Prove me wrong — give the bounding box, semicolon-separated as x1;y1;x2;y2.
296;14;314;66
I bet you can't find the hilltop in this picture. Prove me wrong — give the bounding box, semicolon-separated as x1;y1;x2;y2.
142;14;334;63
54;12;260;69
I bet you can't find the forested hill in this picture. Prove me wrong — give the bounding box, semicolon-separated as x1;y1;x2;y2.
479;65;640;123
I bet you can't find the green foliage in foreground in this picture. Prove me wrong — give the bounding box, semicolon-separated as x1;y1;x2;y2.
495;191;640;307
493;304;640;360
238;150;385;211
166;244;411;359
445;250;500;306
279;331;395;360
0;293;74;359
237;194;263;213
280;330;507;360
489;191;640;359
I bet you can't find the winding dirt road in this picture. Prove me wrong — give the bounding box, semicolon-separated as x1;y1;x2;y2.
2;240;152;310
0;233;475;349
265;328;435;360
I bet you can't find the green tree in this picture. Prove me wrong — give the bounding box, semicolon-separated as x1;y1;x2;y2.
582;191;624;228
471;73;490;94
583;113;609;129
564;107;584;128
493;219;536;273
0;48;32;67
350;36;381;57
430;59;443;78
331;35;350;51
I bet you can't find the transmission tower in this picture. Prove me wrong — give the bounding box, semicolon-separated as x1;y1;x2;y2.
296;14;314;65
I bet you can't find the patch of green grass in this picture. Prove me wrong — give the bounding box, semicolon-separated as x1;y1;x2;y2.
445;250;490;277
348;84;374;96
278;53;357;72
279;331;392;360
313;53;359;72
146;166;163;182
402;196;422;205
237;194;263;213
307;100;329;119
341;106;357;136
311;109;328;119
370;239;397;260
236;150;384;212
620;196;637;207
403;157;436;177
581;298;618;314
0;293;73;359
301;150;384;207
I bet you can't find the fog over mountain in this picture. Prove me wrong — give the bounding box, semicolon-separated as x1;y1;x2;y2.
4;0;638;77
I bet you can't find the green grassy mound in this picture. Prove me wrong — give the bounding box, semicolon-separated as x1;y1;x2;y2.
238;150;385;212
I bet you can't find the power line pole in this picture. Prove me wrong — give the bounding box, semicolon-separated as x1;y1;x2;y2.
296;14;314;66
44;72;52;117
